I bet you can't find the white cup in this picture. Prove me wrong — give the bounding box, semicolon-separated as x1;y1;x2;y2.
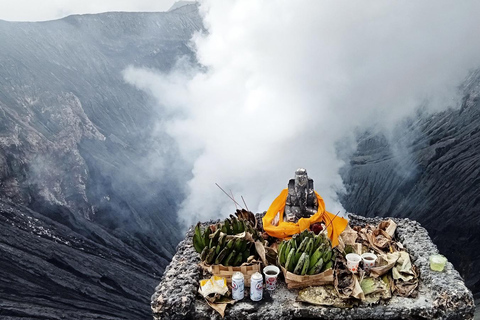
345;253;362;273
263;265;280;290
361;253;377;271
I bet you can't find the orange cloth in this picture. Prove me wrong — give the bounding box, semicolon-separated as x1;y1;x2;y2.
262;189;348;247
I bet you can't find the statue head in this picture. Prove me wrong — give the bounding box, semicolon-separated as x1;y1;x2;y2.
295;168;308;187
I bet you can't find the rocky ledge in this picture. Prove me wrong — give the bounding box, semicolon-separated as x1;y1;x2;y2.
151;215;475;320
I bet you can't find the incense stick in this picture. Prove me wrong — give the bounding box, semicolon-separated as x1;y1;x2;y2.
215;183;245;209
230;189;239;210
241;196;249;211
324;211;341;231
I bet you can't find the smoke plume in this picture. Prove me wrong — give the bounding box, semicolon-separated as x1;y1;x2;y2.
124;0;480;228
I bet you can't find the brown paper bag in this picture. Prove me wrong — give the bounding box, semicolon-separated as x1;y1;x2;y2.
369;252;400;278
280;266;334;289
200;261;261;287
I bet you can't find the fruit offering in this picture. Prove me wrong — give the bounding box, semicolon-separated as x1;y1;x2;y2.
192;215;261;266
277;229;334;275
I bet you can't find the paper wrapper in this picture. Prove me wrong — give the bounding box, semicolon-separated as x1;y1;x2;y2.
198;276;235;318
369;252;400;278
378;219;397;238
280;266;334;289
204;297;235;318
297;285;353;308
200;261;261;287
199;276;229;297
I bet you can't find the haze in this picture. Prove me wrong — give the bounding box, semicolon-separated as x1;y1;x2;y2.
124;0;480;228
0;0;177;21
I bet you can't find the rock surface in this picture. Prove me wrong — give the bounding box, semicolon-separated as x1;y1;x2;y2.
0;199;167;319
151;215;475;320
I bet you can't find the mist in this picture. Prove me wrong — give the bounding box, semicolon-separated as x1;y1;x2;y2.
124;0;480;229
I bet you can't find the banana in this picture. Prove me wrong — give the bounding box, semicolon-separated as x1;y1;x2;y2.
322;261;333;272
224;219;232;235
293;251;302;268
297;231;304;244
304;238;313;256
246;221;255;235
323;249;333;263
308;257;324;275
233;252;243;266
301;229;309;240
215;247;230;264
294;252;307;275
297;237;309;253
194;223;205;250
277;245;284;265
277;242;285;265
239;239;248;253
238;219;245;233
206;247;216;264
298;234;304;248
234;238;243;252
226;239;235;250
284;241;292;265
285;248;296;272
200;246;209;261
277;241;284;255
313;233;322;248
309;247;323;270
230;215;239;233
301;254;310;275
218;233;227;248
203;227;212;248
221;224;228;234
209;229;221;248
291;235;298;249
193;235;204;254
224;249;237;266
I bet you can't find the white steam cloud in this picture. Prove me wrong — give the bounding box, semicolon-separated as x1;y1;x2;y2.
124;0;480;228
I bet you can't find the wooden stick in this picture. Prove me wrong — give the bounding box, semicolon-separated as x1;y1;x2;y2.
325;211;341;230
215;183;245;209
241;196;249;212
230;189;239;210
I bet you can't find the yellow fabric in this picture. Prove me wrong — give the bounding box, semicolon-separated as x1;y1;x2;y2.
262;189;348;247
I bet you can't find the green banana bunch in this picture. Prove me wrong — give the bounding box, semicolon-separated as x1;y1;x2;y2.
208;236;253;266
193;216;263;265
277;229;335;275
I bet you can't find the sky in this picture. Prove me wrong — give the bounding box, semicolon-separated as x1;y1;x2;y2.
123;0;480;228
0;0;177;21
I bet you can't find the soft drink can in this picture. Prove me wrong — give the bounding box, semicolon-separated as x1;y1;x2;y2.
231;272;244;300
250;272;263;301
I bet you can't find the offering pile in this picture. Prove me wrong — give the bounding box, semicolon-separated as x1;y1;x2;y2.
278;229;334;275
193;215;262;266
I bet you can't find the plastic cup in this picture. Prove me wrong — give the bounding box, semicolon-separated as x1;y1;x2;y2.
263;265;280;290
346;253;361;273
429;254;447;272
361;252;377;271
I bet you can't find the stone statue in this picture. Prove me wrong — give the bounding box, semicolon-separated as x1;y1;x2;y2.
284;168;318;222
